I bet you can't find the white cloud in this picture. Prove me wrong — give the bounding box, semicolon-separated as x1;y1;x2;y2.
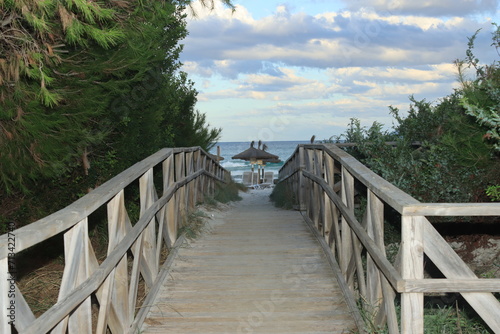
180;1;499;141
342;0;499;17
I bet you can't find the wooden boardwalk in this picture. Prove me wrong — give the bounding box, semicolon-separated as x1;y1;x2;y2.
140;189;359;334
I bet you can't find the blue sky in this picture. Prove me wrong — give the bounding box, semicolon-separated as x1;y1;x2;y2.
180;0;500;142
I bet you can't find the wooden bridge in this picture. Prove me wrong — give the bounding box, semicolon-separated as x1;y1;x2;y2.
1;144;499;334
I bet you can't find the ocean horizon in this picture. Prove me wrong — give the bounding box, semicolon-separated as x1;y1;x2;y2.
209;140;309;182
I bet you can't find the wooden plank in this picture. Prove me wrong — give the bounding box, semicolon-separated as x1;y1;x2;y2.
352;230;367;299
165;196;177;248
162;155;176;247
340;167;355;289
51;219;86;334
175;152;186;229
140;168;159;286
298;145;306;210
302;171;403;292
0;149;222;334
366;191;383;312
21;170;212;334
400;216;424;334
380;276;400;334
13;283;36;332
0;258;11;334
106;190;130;333
402;203;500;216
404;279;500;292
95;268;115;334
140;193;360;334
88;235;123;334
52;218;93;334
322;144;420;214
302;215;366;333
323;154;335;243
0;148;174;258
128;235;186;334
128;234;144;323
423;220;500;333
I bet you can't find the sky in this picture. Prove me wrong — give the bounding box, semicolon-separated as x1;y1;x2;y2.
179;0;500;142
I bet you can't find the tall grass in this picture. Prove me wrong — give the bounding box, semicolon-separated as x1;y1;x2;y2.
208;178;246;205
269;181;296;209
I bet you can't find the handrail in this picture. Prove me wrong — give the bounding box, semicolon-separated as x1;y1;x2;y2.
278;143;500;334
0;147;228;334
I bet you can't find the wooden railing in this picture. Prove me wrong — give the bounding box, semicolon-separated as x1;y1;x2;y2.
0;147;227;334
278;143;500;334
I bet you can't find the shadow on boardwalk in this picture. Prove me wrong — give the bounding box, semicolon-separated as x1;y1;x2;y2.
140;188;359;334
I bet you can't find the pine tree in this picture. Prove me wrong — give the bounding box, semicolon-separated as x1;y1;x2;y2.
0;0;229;194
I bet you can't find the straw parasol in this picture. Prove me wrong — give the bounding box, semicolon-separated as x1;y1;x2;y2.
232;141;279;183
232;142;279;162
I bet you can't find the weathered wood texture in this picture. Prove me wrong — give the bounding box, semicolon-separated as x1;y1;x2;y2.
0;147;227;334
278;143;500;334
141;192;360;334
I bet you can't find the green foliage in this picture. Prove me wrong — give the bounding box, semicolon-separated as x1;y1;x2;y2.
179;210;210;239
270;181;296;209
328;95;492;203
458;24;500;152
0;0;224;196
326;26;500;204
212;179;245;203
486;185;500;201
0;0;231;228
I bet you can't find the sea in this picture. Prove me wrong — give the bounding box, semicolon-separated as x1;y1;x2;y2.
209;141;309;182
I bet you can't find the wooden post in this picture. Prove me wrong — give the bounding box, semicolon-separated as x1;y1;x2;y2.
163;155;177;248
139;168;159;286
185;151;195;210
323;154;334;243
341;167;355;289
52;219;93;334
401;215;424;334
193;150;201;204
106;190;132;332
315;149;325;233
0;257;10;334
298;145;306;211
366;190;384;324
175;152;186;227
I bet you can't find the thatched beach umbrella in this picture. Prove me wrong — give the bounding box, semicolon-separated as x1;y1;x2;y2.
232;141;279;183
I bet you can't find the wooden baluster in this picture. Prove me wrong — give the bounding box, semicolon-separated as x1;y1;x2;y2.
161;155;176;249
105;189;131;333
341;167;355;289
128;232;144;323
0;258;11;333
323;154;337;252
13;282;36;332
175;152;186;227
193;150;201;204
185;152;194;210
0;258;35;333
52;218;92;334
366;191;399;333
366;190;383;320
95;268;116;334
201;155;207;198
298;146;306;211
139;168;159;287
305;149;314;221
315;149;325;233
352;228;366;300
401;215;424;334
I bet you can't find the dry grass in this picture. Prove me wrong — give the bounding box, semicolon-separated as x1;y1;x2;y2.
15;220;171;332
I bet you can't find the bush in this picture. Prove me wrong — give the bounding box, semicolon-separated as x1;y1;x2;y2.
270;182;296;209
211;179;246;204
